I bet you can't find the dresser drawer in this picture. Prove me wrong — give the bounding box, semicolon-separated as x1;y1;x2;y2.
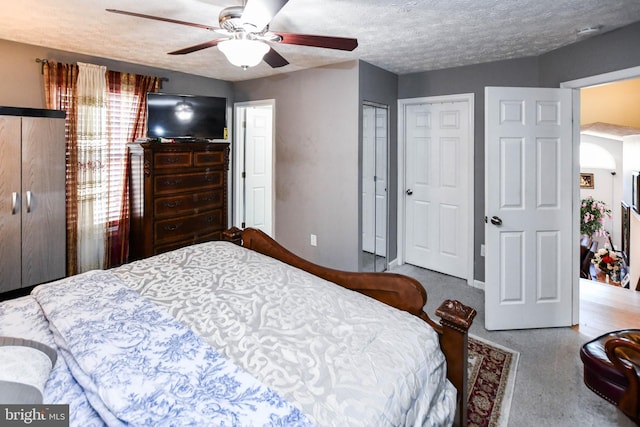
153;231;222;256
154;171;224;194
154;191;223;218
154;210;223;245
154;151;192;169
194;150;226;167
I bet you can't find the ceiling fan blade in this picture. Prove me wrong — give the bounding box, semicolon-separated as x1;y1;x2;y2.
241;0;289;31
168;40;222;55
274;32;358;51
263;48;289;68
106;9;219;32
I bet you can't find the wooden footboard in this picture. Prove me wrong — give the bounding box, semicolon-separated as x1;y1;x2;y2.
223;227;476;426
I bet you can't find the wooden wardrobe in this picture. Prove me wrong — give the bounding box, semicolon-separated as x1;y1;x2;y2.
0;107;66;293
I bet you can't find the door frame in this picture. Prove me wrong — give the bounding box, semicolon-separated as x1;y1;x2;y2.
561;65;640;325
233;99;276;235
397;93;475;286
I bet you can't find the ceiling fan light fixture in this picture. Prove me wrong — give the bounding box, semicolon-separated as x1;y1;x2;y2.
218;39;269;69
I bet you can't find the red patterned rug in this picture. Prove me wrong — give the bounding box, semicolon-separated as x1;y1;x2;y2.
467;336;519;427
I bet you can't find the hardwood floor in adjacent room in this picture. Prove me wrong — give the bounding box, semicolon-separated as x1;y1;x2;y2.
577;278;640;339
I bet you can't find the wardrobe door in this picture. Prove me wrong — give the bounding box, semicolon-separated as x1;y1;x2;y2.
21;116;66;287
0;116;22;292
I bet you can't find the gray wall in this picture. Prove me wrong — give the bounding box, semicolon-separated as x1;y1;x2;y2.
234;61;361;271
398;20;640;282
540;21;640;86
0;38;234;110
359;61;399;267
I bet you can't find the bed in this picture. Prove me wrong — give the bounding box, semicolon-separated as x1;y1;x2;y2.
0;227;476;426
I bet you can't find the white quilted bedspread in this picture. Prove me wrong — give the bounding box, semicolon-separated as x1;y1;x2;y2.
113;241;455;426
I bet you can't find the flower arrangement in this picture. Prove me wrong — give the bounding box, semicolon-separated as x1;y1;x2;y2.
591;247;622;280
580;197;611;237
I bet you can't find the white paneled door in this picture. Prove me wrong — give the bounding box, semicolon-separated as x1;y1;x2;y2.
362;104;387;257
485;87;573;330
244;106;273;235
403;99;470;278
235;101;274;237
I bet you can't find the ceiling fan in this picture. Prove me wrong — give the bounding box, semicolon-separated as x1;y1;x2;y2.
106;0;358;70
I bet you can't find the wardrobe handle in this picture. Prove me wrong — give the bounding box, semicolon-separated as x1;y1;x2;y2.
11;192;18;215
26;191;32;213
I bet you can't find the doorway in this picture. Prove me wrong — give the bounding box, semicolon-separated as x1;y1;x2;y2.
562;65;640;321
580;78;640;260
233;100;275;236
397;94;474;285
361;102;388;272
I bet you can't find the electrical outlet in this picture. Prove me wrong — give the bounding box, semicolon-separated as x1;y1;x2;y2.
480;244;485;257
310;234;317;247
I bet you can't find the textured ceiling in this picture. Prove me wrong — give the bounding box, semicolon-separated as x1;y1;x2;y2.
2;0;640;82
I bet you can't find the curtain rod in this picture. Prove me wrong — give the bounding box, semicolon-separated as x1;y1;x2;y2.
34;58;169;85
35;57;48;74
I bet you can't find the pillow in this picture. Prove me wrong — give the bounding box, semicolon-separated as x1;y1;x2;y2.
0;337;57;404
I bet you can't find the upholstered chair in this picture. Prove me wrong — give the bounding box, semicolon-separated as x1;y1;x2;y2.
580;329;640;425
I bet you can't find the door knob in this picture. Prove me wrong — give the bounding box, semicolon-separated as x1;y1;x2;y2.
490;216;502;226
406;189;413;195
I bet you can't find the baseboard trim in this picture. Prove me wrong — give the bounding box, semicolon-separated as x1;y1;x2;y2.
473;280;485;291
387;258;399;269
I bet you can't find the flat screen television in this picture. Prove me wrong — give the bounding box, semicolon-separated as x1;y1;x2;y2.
146;93;227;140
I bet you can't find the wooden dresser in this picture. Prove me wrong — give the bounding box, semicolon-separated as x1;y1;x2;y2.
128;141;230;261
0;107;66;292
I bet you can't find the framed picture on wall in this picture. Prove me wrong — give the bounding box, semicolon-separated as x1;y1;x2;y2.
580;173;594;189
621;201;630;265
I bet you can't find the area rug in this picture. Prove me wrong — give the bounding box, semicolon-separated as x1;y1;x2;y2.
467;335;519;427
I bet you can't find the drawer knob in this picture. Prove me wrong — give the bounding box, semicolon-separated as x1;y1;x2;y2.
164;157;179;163
164;223;182;231
163;178;183;186
164;200;182;208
